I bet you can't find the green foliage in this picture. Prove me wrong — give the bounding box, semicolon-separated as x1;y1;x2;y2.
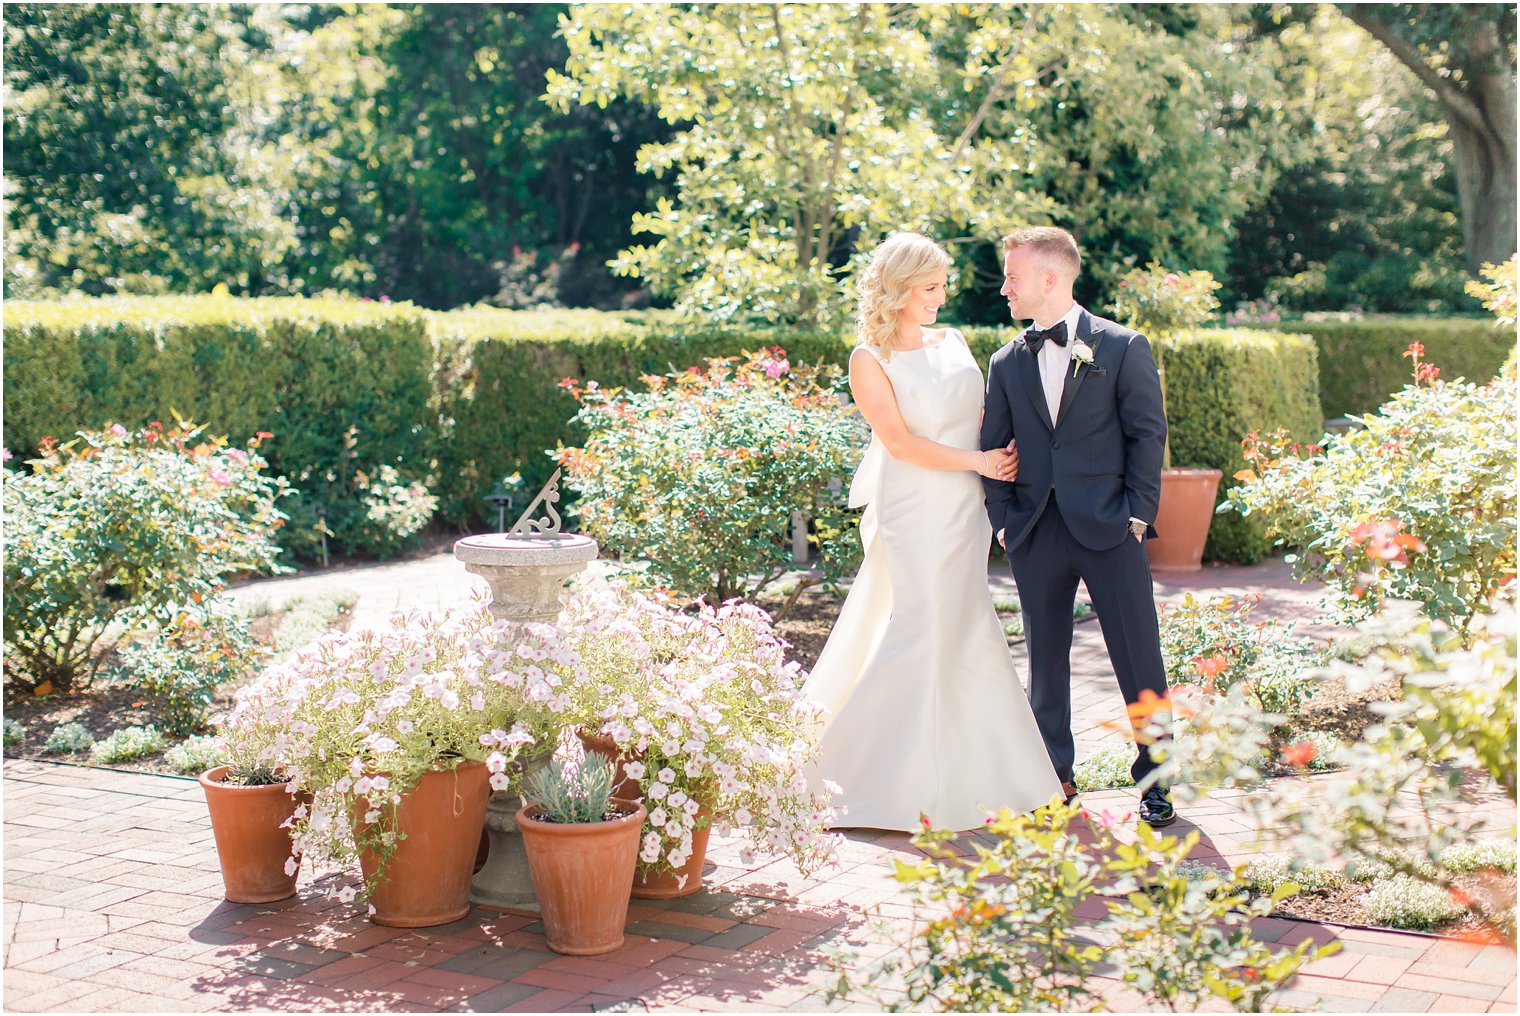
1156;604;1516;941
1467;256;1518;327
1110;265;1222;340
1271;316;1515;419
559;349;868;604
2;297;436;558
112;600;265;735
1360;875;1466;930
90;725;166;763
526;756;618;824
1245;855;1347;897
43;723;93;754
1158;594;1319;715
831;801;1331;1012
2;419;288;693
2;5;295;296
4;718;26;747
1228;367;1517;638
164;735;223;776
1155;329;1323;562
352;464;438;559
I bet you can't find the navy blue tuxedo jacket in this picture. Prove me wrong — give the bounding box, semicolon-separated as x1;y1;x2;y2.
980;310;1167;553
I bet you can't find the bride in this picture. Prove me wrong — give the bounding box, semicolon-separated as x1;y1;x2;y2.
803;232;1061;831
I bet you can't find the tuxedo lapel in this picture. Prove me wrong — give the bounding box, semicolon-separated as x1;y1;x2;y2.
1016;339;1055;432
1055;311;1103;429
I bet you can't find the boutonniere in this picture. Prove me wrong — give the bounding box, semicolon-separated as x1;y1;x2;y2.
1070;339;1094;376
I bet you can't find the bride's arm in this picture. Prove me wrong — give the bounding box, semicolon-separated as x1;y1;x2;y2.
849;347;1016;479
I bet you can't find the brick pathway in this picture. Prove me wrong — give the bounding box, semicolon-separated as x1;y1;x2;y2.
6;558;1515;1012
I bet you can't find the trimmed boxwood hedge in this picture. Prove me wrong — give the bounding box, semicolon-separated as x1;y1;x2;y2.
5;297;1321;562
1253;316;1512;420
1155;328;1322;563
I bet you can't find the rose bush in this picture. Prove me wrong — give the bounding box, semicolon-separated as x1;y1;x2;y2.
1226;349;1516;641
2;420;289;693
558;347;868;607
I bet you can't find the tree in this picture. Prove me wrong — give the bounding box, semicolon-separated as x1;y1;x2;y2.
3;3;296;295
1340;4;1517;273
1226;6;1469;312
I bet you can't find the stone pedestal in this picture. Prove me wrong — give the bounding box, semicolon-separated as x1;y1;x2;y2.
454;532;599;913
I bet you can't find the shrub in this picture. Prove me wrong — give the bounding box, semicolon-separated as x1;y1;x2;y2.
1267;316;1513;420
831;802;1331;1012
1361;875;1465;930
4;718;26;747
1109;264;1221;340
90;725;166;763
1159;594;1318;716
47;724;98;755
2;420;288;693
1245;855;1346;896
1158;328;1322;562
112;600;265;735
558;348;868;604
354;464;438;558
1227;359;1516;640
3;297;435;559
43;722;93;753
164;734;223;775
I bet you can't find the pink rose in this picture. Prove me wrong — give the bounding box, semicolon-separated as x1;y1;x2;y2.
1;448;11;462
764;358;790;380
109;423;127;437
208;469;232;486
1163;273;1180;285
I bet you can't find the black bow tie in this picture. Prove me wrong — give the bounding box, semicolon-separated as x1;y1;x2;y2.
1025;321;1068;355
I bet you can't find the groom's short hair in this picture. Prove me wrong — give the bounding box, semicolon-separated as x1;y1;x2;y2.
1002;227;1081;279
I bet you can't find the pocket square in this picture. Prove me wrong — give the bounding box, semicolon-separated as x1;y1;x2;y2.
1087;366;1109;377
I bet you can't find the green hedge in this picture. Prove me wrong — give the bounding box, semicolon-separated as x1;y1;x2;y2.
5;298;1321;563
4;297;436;555
1250;316;1512;420
1156;329;1323;563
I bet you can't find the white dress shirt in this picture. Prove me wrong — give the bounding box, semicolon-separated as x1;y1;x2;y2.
1032;302;1085;424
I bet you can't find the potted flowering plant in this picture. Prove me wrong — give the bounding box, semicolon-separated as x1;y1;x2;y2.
202;675;312;904
254;605;582;926
563;586;841;897
1110;263;1225;571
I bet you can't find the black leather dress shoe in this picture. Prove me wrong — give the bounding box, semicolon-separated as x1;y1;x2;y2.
1139;786;1176;828
1061;780;1079;804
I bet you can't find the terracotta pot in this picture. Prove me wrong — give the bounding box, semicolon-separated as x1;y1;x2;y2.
354;762;491;928
517;798;646;956
1148;468;1223;573
199;766;310;904
632;800;713;899
576;730;642;802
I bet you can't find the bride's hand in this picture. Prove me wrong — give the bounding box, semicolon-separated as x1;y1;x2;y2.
1002;440;1019;481
980;446;1018;480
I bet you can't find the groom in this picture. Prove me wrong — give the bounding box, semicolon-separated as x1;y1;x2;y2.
979;227;1175;827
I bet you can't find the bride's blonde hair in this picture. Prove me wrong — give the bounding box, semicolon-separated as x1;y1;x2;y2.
856;232;951;359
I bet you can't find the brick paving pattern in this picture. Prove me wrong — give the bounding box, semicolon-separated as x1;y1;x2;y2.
6;558;1515;1012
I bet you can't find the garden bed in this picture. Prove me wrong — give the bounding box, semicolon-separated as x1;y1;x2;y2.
2;593;354;777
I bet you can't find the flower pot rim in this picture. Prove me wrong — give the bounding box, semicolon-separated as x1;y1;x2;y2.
1160;466;1224;478
517;799;647;831
199;765;295;791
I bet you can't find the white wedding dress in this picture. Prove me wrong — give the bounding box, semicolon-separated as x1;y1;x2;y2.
803;330;1061;831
